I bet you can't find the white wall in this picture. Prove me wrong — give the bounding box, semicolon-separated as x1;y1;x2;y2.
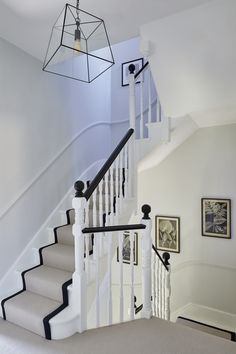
141;0;236;127
137;124;236;314
0;37;112;280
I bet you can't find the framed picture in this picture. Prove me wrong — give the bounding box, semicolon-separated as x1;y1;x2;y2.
121;58;144;86
201;198;231;239
117;231;138;265
155;216;180;253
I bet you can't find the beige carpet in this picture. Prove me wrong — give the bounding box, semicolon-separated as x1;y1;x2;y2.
0;317;235;354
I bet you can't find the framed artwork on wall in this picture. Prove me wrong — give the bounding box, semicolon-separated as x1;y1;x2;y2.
117;231;138;265
155;216;180;253
201;198;231;239
121;58;144;86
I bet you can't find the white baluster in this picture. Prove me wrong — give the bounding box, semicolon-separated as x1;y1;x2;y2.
124;144;128;198
110;165;114;224
92;190;97;227
148;68;152;125
95;233;100;327
152;252;156;317
159;264;163;319
162;266;165;319
140;72;144;139
128;140;132;198
107;232;113;325
119;151;123;213
98;182;103;227
156;259;160;318
85;201;90;276
141;205;152;319
115;156;119;217
130;231;135;321
158;259;161;318
105;171;109;225
118;231;124;322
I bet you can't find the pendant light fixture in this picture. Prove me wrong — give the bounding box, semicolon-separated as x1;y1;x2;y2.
43;0;114;83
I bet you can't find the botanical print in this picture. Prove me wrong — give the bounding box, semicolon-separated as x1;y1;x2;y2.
117;232;138;265
202;198;231;238
155;216;180;253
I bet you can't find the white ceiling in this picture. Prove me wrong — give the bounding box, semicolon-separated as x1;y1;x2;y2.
0;0;211;62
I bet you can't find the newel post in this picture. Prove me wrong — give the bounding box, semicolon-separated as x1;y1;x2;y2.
128;63;136;130
72;180;87;333
163;252;171;321
141;204;152;319
128;64;137;202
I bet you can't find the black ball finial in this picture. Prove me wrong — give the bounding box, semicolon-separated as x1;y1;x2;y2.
163;252;170;266
128;64;136;74
142;204;151;219
74;180;85;197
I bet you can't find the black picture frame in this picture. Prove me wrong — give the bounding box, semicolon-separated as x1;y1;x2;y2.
155;216;180;253
121;58;144;87
201;198;231;239
117;231;138;265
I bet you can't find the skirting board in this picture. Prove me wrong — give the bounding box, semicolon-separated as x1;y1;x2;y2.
171;303;236;334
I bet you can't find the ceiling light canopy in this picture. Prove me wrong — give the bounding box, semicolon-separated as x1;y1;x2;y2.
43;0;115;83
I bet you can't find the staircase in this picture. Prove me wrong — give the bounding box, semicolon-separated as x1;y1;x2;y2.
0;61;195;340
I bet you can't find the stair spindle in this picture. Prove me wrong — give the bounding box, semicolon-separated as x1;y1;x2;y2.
130;230;135;321
118;231;124;322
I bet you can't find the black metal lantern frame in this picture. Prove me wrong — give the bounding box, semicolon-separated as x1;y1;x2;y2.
43;3;115;83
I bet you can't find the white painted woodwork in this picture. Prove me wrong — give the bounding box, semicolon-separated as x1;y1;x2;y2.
115;157;119;217
130;231;135;321
140;73;144;139
118;231;124;323
124;145;128;198
119;151;123;213
95;234;100;328
72;196;87;333
141;218;152;319
129;73;136;130
109;166;114;225
107;232;113;325
148;69;152;124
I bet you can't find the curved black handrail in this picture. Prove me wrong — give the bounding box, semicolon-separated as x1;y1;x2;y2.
152;244;169;272
83;128;134;201
82;224;146;234
134;61;149;80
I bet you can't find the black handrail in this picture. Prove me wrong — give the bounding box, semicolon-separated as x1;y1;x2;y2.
135;304;143;315
83;128;134;201
152;244;169;272
83;224;146;234
134;61;149;80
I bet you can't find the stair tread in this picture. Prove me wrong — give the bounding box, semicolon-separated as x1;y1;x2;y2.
25;265;72;302
56;224;74;246
4;291;60;337
42;244;74;272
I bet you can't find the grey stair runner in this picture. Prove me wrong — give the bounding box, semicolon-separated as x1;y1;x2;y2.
2;178;116;338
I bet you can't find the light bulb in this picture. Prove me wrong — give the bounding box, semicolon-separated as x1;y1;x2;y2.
74;22;81;53
74;38;81;52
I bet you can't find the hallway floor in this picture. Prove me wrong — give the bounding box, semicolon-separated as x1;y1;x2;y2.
0;317;235;354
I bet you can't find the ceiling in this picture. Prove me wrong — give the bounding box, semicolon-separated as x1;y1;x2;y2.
0;0;211;62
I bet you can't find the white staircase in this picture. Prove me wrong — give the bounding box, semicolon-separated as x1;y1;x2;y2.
0;61;197;340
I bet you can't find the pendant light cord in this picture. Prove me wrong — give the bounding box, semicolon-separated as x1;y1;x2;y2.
76;0;80;21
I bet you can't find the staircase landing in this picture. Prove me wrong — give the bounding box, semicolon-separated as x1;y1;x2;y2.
0;317;235;354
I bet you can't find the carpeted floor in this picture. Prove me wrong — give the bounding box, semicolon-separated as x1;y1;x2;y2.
0;317;235;354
